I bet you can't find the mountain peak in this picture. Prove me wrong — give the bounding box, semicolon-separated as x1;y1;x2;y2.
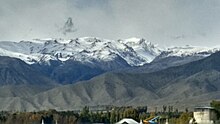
0;37;219;67
0;37;161;66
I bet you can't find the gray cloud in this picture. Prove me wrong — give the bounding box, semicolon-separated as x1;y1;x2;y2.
0;0;220;47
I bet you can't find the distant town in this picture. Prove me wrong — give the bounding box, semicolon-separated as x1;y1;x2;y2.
0;100;220;124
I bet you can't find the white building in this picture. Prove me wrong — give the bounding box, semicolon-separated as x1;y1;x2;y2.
116;118;142;124
41;119;44;124
193;107;217;124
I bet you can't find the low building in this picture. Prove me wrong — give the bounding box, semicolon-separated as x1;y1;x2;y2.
116;118;142;124
193;107;217;124
41;119;44;124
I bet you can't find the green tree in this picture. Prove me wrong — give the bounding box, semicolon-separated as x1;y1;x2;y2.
110;109;116;123
123;108;138;120
138;113;148;120
210;100;220;118
163;105;167;113
80;106;90;122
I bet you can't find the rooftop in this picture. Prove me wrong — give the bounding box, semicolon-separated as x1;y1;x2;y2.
194;106;215;110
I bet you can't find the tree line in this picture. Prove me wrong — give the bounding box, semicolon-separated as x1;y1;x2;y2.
1;100;220;124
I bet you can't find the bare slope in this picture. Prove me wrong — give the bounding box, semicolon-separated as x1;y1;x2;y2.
0;56;58;98
32;51;220;109
1;51;220;111
0;56;57;86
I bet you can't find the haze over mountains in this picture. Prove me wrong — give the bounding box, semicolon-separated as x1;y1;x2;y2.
0;37;219;111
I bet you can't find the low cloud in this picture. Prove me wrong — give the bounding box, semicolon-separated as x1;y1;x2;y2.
0;0;220;47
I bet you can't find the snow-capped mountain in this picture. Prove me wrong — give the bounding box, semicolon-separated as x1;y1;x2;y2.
155;45;220;60
0;37;219;68
0;37;160;66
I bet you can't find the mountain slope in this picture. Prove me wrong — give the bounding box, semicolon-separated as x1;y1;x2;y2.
1;51;220;111
0;56;57;86
40;51;220;107
0;56;58;97
0;85;53;97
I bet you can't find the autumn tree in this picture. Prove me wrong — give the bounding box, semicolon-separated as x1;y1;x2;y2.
177;112;192;124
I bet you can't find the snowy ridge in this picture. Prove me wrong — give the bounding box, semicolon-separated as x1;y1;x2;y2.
164;45;220;58
0;37;219;66
154;45;220;61
0;37;161;66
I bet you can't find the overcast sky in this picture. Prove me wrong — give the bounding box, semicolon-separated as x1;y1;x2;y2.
0;0;220;47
